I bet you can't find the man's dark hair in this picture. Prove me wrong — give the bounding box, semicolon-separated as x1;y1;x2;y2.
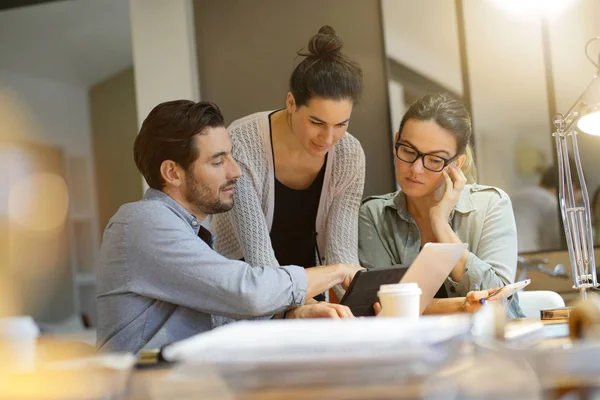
133;100;225;190
540;160;581;191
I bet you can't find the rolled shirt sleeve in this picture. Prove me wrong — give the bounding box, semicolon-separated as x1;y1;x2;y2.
447;194;518;297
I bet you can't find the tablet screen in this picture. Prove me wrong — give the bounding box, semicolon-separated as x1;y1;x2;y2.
340;265;409;317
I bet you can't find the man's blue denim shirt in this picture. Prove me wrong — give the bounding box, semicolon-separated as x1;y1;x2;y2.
96;189;307;353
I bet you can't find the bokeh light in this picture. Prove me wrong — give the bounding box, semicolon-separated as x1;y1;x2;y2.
8;172;69;233
489;0;578;18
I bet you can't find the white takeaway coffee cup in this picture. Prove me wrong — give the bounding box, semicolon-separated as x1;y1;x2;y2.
377;283;422;318
0;315;39;372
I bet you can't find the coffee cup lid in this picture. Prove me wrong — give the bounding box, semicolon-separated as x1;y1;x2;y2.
379;283;422;295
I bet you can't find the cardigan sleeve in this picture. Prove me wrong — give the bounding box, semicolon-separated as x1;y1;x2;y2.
324;135;365;266
211;116;281;267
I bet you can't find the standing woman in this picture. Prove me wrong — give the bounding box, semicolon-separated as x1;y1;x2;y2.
359;93;523;317
211;26;365;300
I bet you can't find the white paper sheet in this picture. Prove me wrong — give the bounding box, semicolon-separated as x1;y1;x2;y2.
161;314;470;364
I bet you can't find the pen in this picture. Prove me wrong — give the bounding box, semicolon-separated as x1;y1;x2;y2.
473;283;486;305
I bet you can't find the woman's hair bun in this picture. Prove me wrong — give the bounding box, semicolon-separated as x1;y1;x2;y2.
306;25;343;58
290;25;363;107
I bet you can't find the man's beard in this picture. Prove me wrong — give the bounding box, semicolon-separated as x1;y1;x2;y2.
184;172;234;215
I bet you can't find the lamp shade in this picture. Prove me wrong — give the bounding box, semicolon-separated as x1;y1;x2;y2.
577;75;600;135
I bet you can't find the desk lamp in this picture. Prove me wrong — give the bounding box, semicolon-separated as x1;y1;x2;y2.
552;37;600;300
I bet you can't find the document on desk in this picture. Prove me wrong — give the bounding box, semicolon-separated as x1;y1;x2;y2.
161;315;470;365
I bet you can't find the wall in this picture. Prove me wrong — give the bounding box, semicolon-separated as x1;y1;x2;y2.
380;1;582;195
89;67;142;235
464;0;554;194
0;70;98;323
0;70;93;155
381;0;463;96
549;0;600;198
130;0;199;126
192;0;394;196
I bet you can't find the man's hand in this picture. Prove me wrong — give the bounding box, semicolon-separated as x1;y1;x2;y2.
373;302;382;316
304;264;363;299
335;264;363;289
286;302;354;319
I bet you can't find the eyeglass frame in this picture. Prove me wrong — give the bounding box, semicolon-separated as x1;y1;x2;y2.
394;142;459;172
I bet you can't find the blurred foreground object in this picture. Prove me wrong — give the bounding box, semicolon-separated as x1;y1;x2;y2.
0;316;39;373
569;292;600;340
0;321;134;400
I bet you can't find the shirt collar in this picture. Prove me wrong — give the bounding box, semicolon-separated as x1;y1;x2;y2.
388;186;476;222
144;188;214;246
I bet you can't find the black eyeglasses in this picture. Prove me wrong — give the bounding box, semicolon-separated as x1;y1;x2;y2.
394;142;457;172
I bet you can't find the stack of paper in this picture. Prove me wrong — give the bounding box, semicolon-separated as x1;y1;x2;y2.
162;315;471;365
156;316;471;399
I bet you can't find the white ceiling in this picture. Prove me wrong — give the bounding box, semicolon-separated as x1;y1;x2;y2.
0;0;132;87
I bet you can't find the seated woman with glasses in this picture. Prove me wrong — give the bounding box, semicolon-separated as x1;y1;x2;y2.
359;93;522;317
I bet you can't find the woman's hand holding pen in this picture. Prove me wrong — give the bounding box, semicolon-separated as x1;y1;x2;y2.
461;288;498;313
413;287;501;315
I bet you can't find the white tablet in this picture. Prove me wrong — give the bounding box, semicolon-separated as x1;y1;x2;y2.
400;242;468;314
486;279;531;302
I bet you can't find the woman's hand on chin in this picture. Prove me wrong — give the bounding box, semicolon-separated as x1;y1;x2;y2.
429;164;467;224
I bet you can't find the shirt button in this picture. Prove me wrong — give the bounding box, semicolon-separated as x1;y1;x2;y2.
191;220;198;226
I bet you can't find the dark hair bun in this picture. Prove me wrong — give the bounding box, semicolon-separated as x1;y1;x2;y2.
290;25;362;107
307;25;343;58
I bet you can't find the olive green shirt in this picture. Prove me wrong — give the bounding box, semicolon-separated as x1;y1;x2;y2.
358;184;523;318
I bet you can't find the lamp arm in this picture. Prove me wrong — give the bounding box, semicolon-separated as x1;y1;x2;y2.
561;98;585;133
553;116;598;297
561;74;599;132
585;37;600;72
551;37;600;299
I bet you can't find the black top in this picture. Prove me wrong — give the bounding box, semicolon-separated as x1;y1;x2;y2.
434;282;449;299
268;111;327;300
270;164;326;269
